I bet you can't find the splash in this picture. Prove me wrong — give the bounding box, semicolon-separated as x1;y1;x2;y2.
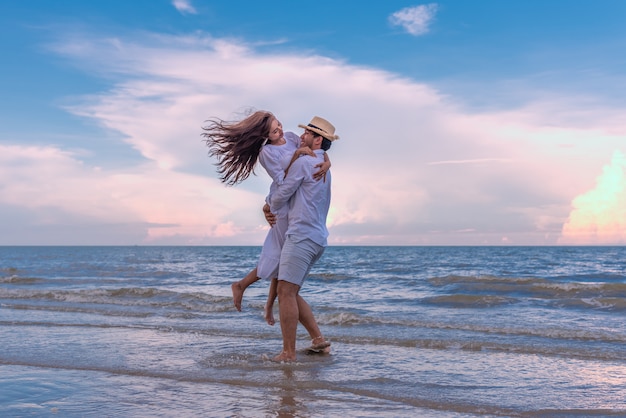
560;150;626;244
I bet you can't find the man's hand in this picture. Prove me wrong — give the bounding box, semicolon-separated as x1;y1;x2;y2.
263;203;276;226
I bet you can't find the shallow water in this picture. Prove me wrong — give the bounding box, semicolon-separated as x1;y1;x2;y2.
1;246;625;417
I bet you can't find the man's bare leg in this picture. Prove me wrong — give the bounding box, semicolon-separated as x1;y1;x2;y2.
273;280;300;362
265;278;278;325
297;294;330;352
231;267;260;311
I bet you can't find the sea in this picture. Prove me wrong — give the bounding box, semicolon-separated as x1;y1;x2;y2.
1;246;625;417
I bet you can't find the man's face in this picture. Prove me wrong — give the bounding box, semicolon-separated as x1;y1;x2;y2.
300;129;317;148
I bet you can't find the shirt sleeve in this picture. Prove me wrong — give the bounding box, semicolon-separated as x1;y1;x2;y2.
269;157;308;212
258;148;286;185
284;131;301;148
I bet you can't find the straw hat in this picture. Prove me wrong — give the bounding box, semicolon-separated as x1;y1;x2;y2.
298;116;340;141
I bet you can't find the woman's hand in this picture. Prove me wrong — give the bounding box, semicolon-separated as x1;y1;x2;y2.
313;161;330;181
313;153;331;182
263;203;276;226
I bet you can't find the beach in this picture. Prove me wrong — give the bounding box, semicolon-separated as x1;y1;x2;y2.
1;246;625;417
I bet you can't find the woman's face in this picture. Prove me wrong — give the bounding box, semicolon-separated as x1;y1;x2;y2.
267;118;283;144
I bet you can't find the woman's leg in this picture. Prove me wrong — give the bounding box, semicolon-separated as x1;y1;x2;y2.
231;267;260;311
264;278;278;325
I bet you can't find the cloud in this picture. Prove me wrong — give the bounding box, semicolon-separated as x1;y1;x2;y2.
389;4;438;36
560;150;626;244
172;0;197;15
3;31;626;245
428;158;512;166
0;143;268;245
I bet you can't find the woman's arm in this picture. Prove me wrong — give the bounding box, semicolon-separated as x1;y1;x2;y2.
259;149;286;185
284;146;314;177
284;147;330;181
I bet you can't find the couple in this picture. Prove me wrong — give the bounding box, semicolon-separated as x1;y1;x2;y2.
202;111;339;362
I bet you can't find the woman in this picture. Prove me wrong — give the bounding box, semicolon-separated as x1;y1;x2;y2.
202;110;330;351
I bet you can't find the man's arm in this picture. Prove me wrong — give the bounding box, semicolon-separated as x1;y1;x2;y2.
269;158;307;212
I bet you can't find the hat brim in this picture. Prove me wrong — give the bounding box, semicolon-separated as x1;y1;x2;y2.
298;124;340;141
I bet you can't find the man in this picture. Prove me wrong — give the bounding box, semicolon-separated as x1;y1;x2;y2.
268;116;339;362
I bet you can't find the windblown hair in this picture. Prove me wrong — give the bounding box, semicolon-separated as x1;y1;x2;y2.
202;110;274;185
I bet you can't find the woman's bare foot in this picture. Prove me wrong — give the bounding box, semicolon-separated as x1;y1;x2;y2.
272;351;296;362
231;282;244;311
265;303;275;325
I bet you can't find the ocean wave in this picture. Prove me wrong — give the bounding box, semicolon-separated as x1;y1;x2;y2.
315;311;626;343
308;272;354;281
421;294;516;308
329;335;626;362
317;312;373;326
3;315;622;365
428;274;626;303
26;294;618;345
1;302;156;317
0;287;232;313
0;275;42;284
551;297;626;311
584;297;626;310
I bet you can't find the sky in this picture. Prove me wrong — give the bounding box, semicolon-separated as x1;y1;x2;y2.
1;0;625;246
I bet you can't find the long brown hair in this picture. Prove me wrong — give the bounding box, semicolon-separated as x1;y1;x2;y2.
202;110;274;185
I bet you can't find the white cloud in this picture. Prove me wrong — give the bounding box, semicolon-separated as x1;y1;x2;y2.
0;142;268;245
428;158;512;166
389;4;438;36
3;31;626;245
172;0;197;15
560;150;626;244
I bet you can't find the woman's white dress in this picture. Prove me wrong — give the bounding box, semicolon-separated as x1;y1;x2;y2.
256;131;300;280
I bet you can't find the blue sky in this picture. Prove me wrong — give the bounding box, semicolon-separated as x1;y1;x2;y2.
1;0;625;245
